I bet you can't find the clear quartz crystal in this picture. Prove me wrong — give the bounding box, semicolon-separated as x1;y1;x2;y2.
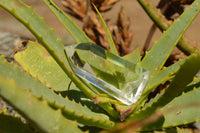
65;43;150;105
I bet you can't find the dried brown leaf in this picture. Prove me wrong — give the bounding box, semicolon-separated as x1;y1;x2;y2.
83;6;134;56
91;0;120;12
112;7;134;56
62;0;88;19
83;11;110;50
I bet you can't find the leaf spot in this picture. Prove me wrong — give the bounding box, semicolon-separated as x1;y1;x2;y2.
155;67;159;71
43;52;50;57
100;61;105;66
28;100;32;105
14;3;21;8
176;111;182;115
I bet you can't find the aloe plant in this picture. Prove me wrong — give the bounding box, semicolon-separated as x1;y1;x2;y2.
0;0;200;132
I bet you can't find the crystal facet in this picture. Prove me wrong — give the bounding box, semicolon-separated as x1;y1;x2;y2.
65;43;149;105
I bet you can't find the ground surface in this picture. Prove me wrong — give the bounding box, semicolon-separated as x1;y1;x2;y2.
0;0;199;49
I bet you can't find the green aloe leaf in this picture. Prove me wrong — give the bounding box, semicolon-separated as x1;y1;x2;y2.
0;110;35;133
140;0;200;75
116;58;184;119
42;0;91;43
183;77;200;93
0;1;119;118
134;59;184;110
14;42;71;91
0;56;115;129
0;76;83;133
138;0;196;55
160;87;200;129
122;48;141;64
0;0;97;103
129;52;200;121
0;0;67;65
93;4;118;55
141;88;200;131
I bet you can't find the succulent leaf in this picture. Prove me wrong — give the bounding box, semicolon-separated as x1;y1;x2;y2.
141;87;200;130
0;0;199;131
42;0;91;43
161;88;200;129
138;0;196;55
134;59;184;110
129;52;200;122
93;4;118;55
0;0;68;66
140;0;200;75
0;56;115;129
0;110;35;133
14;42;71;92
0;0;97;100
122;48;141;64
0;76;83;133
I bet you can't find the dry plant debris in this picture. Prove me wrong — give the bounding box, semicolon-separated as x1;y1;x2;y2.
91;0;120;12
62;0;120;18
62;0;134;56
112;7;134;56
83;11;110;50
62;0;88;19
83;7;134;56
157;0;194;19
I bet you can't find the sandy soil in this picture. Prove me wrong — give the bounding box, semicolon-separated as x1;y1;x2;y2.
0;0;199;49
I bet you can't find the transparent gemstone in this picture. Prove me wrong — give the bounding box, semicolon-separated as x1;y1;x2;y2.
65;43;150;105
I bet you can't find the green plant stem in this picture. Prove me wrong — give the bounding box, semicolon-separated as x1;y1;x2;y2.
177;38;196;55
138;0;197;55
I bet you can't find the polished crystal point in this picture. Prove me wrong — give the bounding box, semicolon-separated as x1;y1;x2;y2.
65;43;149;105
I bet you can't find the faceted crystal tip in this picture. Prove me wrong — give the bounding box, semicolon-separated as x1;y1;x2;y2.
65;43;150;105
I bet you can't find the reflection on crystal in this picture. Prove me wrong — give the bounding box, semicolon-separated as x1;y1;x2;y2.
65;43;150;105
